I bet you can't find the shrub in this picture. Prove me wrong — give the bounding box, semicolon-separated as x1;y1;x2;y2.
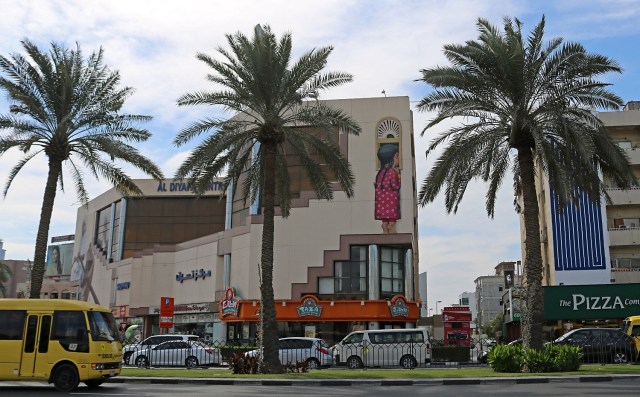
489;343;582;373
488;344;524;372
523;347;556;372
553;345;582;372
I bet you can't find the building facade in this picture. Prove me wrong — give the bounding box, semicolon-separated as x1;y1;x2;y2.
474;261;518;329
59;96;420;345
533;103;640;286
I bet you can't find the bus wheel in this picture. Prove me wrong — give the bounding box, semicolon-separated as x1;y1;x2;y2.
84;380;104;388
400;355;418;369
53;364;79;392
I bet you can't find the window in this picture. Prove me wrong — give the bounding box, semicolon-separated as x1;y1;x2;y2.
380;247;404;298
334;246;367;294
342;333;363;344
0;310;26;340
52;311;87;341
88;311;119;342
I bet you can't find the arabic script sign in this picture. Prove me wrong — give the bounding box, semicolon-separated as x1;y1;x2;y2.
176;269;212;283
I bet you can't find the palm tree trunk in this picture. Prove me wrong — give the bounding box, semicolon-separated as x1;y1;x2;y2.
260;143;283;373
29;159;61;298
517;148;545;351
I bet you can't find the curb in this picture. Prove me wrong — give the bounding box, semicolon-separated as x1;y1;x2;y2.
107;374;640;386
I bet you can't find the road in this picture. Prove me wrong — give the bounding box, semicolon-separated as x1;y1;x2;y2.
0;380;639;396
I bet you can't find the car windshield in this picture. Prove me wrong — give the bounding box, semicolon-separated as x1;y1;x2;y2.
342;333;363;344
88;311;119;342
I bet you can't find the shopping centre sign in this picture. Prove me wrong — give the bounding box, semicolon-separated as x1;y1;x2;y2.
544;283;640;320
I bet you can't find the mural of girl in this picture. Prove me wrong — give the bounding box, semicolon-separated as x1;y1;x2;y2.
374;143;401;233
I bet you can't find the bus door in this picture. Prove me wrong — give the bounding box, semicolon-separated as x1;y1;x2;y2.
19;313;53;378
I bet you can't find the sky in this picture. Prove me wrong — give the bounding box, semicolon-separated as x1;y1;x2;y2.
1;0;640;311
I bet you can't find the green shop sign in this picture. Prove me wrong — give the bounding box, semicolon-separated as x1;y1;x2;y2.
544;283;640;320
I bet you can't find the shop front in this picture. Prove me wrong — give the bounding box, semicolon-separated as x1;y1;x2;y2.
220;288;420;345
543;283;640;338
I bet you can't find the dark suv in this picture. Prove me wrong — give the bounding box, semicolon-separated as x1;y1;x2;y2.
552;328;637;364
123;334;199;364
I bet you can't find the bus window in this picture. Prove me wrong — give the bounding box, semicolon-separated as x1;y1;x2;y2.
52;311;89;352
38;315;52;353
0;310;26;340
88;311;119;342
24;316;38;353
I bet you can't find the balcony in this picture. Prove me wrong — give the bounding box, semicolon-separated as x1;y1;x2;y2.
606;187;640;205
608;226;640;246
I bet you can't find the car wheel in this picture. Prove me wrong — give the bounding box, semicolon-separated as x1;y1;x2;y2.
52;363;79;393
305;358;320;370
186;356;199;368
84;380;104;388
400;354;418;369
612;351;628;364
347;356;363;369
123;352;133;365
135;355;149;367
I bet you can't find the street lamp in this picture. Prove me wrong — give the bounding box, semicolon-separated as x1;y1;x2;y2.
436;300;442;315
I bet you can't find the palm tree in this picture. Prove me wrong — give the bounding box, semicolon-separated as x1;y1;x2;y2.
174;24;360;372
0;262;11;297
417;16;635;350
0;39;164;299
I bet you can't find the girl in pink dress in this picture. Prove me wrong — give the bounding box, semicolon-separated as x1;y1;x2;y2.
374;145;401;233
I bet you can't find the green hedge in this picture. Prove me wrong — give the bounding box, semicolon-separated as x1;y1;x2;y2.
488;344;582;373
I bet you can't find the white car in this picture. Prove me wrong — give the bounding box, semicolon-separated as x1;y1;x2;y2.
130;340;221;368
123;334;199;364
245;337;333;369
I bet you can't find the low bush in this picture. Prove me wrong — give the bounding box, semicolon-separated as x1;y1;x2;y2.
488;344;524;372
490;343;582;373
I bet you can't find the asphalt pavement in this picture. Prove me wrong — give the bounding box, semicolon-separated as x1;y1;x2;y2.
107;373;640;387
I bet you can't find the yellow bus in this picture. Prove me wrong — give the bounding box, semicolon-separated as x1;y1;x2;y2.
0;299;123;392
621;315;640;354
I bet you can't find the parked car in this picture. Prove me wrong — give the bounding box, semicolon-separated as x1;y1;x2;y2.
122;334;200;365
552;328;637;364
245;337;333;369
130;340;221;368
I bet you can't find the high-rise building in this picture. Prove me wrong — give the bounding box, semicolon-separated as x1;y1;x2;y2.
533;103;640;286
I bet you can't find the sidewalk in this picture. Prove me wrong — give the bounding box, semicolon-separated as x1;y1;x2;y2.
107;373;640;386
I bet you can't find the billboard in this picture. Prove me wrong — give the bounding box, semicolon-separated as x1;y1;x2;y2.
544;283;640;320
45;243;74;279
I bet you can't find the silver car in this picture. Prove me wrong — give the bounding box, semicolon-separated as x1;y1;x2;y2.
123;334;200;364
245;337;333;369
130;340;221;368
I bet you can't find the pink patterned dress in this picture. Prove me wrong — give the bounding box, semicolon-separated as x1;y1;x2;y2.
374;167;401;221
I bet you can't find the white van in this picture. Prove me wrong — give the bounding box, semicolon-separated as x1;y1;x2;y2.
332;328;431;369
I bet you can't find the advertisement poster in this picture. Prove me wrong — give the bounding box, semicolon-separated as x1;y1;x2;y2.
45;243;74;279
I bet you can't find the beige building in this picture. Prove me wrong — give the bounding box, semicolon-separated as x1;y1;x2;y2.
532;102;640;286
58;96;421;345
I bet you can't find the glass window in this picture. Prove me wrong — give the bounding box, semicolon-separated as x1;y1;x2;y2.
342;333;363;344
88;311;119;342
380;247;405;298
0;310;26;340
52;311;88;342
318;277;334;294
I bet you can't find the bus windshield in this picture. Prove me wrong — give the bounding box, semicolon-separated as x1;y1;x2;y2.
88;311;120;342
